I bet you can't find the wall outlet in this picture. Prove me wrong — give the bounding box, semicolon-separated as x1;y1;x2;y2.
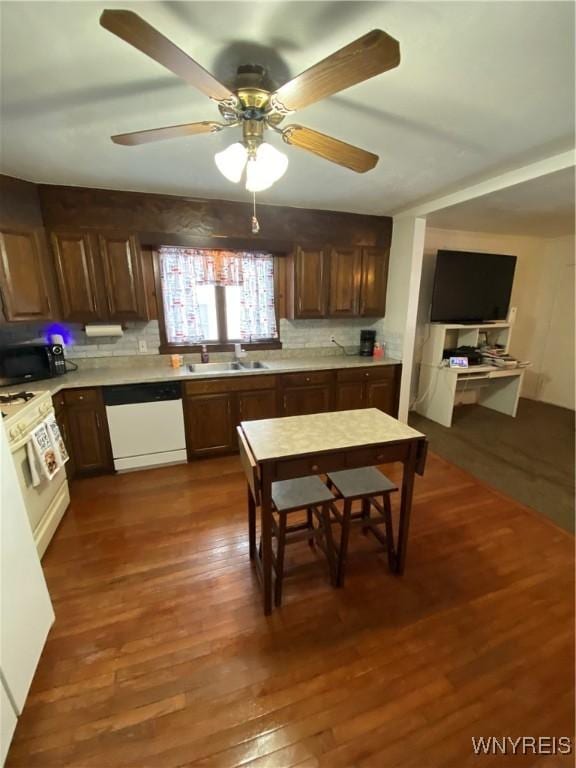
138;339;148;353
330;335;336;343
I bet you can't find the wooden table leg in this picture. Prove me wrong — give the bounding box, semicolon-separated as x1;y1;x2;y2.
260;463;274;615
247;483;256;561
395;441;418;575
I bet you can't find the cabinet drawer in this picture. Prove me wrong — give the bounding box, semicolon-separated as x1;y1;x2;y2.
274;452;347;481
63;388;100;406
280;370;332;387
184;375;276;396
337;366;396;383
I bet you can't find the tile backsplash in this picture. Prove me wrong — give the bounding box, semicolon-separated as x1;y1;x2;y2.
0;318;402;360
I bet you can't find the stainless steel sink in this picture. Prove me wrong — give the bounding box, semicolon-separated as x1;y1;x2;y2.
238;361;268;370
188;360;268;373
188;362;241;373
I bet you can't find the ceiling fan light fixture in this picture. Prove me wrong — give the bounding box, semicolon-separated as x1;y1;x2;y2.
214;142;247;183
245;142;289;192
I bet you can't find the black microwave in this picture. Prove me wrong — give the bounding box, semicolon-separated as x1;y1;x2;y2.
0;343;67;385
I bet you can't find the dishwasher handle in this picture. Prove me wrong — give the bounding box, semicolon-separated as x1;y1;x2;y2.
103;382;182;406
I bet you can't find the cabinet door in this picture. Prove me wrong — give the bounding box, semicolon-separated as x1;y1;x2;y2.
51;231;101;322
66;398;112;475
294;246;327;318
360;247;389;317
328;247;361;317
185;394;234;456
54;405;76;480
282;385;331;417
237;390;277;423
99;233;147;321
0;229;52;321
366;379;396;416
335;381;365;411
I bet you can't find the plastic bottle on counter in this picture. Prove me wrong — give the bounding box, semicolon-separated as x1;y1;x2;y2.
200;345;210;364
373;342;384;359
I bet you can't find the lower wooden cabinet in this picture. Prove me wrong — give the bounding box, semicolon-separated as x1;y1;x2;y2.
366;378;396;414
335;366;400;416
279;371;333;417
183;376;279;458
185;393;235;456
61;388;113;477
237;389;277;422
335;381;365;411
53;366;401;471
282;385;332;416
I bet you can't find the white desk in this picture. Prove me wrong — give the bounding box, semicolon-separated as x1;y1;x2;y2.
416;364;525;427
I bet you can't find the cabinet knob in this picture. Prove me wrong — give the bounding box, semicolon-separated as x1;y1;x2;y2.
376;454;384;462
78;395;84;400
364;372;370;377
311;464;320;472
305;377;311;383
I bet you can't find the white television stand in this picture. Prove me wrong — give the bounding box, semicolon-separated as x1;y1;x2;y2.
415;322;524;427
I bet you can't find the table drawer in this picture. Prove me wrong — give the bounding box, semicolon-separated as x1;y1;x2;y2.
185;375;276;396
345;442;410;468
280;370;332;387
274;452;347;480
337;366;396;383
63;387;100;406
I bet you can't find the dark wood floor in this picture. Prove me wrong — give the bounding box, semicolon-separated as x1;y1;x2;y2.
7;453;574;767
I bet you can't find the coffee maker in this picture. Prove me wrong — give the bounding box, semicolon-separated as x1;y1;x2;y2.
359;329;376;357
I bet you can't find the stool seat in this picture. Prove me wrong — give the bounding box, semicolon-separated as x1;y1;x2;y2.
272;476;334;513
327;466;397;500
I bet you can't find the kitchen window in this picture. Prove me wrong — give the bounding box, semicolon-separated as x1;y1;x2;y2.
158;247;279;350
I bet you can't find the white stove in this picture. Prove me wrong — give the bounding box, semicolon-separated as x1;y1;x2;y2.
2;391;54;450
2;389;70;557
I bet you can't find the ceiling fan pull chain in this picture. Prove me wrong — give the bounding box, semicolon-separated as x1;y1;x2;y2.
251;191;260;234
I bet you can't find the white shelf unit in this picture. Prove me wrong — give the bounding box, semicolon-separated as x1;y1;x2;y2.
416;322;524;427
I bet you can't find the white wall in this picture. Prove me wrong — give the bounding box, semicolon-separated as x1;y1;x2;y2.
385;216;427;421
414;228;575;410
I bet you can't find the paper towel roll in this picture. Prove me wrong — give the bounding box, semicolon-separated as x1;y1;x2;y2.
84;324;124;338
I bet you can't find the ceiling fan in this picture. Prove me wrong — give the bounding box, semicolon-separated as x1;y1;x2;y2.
100;10;401;192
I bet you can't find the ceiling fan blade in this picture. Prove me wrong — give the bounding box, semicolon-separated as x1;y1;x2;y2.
271;30;400;113
282;125;378;173
111;121;224;146
100;10;237;104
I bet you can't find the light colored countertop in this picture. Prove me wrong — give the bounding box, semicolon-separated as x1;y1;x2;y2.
1;356;401;397
241;408;424;462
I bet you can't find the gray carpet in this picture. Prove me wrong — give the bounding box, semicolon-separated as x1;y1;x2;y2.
409;398;575;533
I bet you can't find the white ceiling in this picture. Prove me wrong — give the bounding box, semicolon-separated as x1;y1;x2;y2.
426;167;575;237
0;1;574;215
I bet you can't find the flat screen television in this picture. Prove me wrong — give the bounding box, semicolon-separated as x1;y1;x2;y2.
430;250;517;323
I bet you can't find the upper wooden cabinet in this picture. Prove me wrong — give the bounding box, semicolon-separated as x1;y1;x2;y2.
360;247;389;317
290;245;389;320
50;230;148;323
294;246;328;318
51;231;101;323
0;228;53;321
98;233;146;321
328;247;362;317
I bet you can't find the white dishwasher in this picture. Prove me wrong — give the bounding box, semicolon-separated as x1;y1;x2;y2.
104;382;187;471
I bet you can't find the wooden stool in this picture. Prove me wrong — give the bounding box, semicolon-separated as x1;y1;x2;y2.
326;466;398;587
270;477;337;606
238;428;337;607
